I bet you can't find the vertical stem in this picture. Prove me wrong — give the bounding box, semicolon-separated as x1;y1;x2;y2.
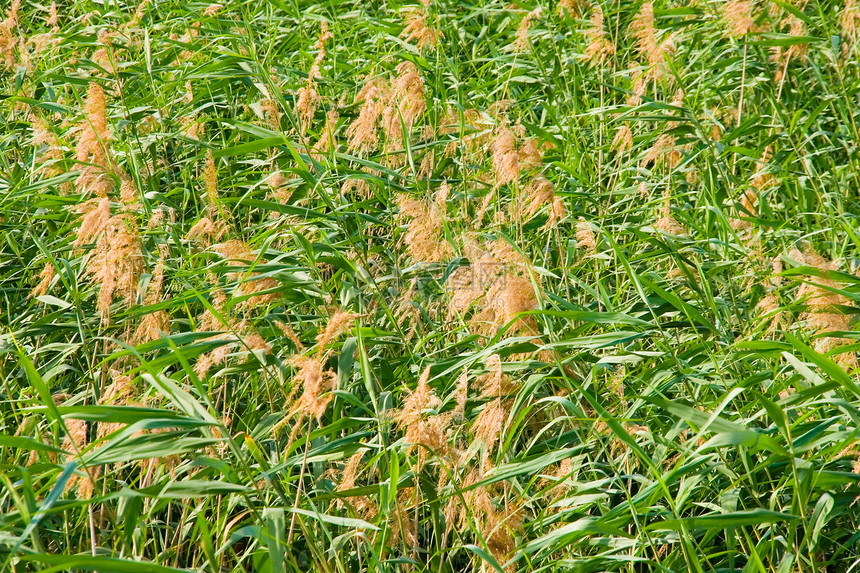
737;41;747;129
287;416;312;544
89;504;97;557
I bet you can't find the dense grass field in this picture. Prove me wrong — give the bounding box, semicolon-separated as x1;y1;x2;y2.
4;0;860;570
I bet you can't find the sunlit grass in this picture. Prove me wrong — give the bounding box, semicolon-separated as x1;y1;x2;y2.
3;0;860;571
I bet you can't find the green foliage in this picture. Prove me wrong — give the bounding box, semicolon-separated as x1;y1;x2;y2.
2;0;860;571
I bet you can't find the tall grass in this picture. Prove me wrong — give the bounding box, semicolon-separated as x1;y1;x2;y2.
3;0;860;571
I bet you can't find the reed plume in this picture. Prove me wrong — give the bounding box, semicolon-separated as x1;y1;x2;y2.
0;0;19;70
335;451;378;518
274;311;358;446
296;22;332;133
395;366;448;470
96;370;138;440
392;62;426;134
187;151;229;243
517;135;543;169
730;188;758;232
346;79;387;153
512;176;553;221
654;189;687;236
584;6;615;66
212;240;279;309
723;0;754;37
772;14;808;82
447;239;540;335
558;0;587;17
45;2;59;27
643;133;678;168
312;109;339;157
316;310;359;350
842;0;860;40
612;124;633;151
576;217;597;252
396;194;452;263
195;314;271;378
75;82;113;200
84;214;144;324
402;9;442;51
133;244;170;344
789;247;856;368
259;98;281;130
341;177;373;199
626;64;648;107
490;127;520;186
30;111;64;180
382;62;426;160
203;3;222;16
31;262;56;298
513;8;541;52
444;453;522;571
287;355;336;423
629;2;674;80
62;416;96;497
